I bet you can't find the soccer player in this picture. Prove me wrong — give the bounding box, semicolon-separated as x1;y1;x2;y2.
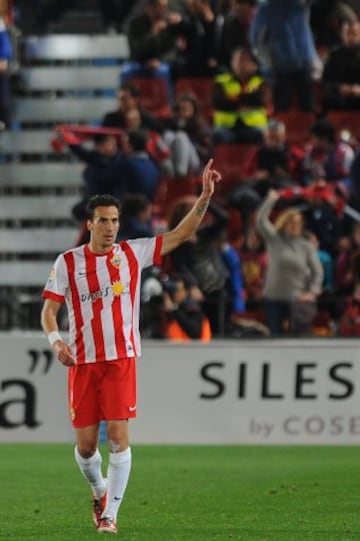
40;159;221;534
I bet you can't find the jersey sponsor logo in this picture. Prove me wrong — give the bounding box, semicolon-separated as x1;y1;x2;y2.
111;280;126;297
79;282;128;303
80;286;111;303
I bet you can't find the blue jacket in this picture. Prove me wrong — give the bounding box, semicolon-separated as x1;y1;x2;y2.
250;0;316;72
222;244;245;314
0;19;12;61
106;152;160;202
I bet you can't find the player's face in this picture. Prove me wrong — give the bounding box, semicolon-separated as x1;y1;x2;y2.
88;206;120;252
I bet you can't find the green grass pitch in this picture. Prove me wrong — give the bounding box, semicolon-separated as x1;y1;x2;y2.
1;444;359;540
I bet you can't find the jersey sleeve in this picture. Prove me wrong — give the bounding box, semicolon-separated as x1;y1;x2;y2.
124;236;163;269
42;254;69;302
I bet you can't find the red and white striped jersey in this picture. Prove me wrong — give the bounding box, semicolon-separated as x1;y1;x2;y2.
42;237;163;364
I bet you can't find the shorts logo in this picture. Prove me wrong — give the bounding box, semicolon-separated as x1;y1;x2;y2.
128;405;136;412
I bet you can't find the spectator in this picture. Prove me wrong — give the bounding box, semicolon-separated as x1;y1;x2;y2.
218;0;258;68
228;118;305;231
338;291;360;335
34;0;138;33
66;129;160;205
251;0;317;112
242;119;305;196
302;118;354;186
213;46;271;144
113;129;161;202
322;20;360;111
163;273;212;341
170;0;218;79
0;11;12;127
167;196;230;335
310;0;360;48
102;83;163;134
161;94;207;177
102;84;173;175
302;133;354;242
122;0;182;99
239;227;268;306
296;165;345;255
163;93;212;165
66;133;121;220
167;196;246;324
256;189;323;335
334;223;360;296
349;148;360;211
219;232;246;315
304;230;334;290
121;106;173;177
116;193;154;241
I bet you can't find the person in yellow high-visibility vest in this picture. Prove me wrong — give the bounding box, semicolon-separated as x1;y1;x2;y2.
213;46;272;145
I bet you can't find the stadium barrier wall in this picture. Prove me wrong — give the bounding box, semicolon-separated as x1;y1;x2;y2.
0;333;360;445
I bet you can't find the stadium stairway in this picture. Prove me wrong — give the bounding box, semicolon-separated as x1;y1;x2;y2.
0;32;130;329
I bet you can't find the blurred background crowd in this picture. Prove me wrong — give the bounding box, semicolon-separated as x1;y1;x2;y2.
3;0;360;339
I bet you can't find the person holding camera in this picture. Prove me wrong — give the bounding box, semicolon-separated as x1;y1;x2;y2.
163;273;212;341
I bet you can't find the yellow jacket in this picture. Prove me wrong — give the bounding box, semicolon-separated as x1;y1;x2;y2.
214;73;267;128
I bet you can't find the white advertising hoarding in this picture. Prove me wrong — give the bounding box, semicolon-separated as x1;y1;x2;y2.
0;334;359;444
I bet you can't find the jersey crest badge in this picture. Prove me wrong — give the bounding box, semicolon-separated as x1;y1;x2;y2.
47;267;56;283
110;254;121;269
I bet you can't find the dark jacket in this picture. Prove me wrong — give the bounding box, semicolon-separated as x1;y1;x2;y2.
128;13;177;63
102;107;163;133
323;44;360;110
68;144;121;196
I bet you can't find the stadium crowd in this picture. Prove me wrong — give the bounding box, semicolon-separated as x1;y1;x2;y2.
4;0;360;338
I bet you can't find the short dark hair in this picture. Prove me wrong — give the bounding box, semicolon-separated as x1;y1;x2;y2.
119;82;139;98
93;133;113;145
146;0;164;6
232;46;259;67
121;193;151;219
127;129;148;152
86;194;121;220
310;119;336;143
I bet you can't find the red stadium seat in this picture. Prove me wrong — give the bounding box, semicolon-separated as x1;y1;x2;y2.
272;111;316;146
213;143;257;196
175;77;215;119
327;111;360;142
126;77;171;118
152;175;201;218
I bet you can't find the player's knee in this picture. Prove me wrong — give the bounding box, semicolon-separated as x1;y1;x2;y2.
77;443;97;458
108;438;128;453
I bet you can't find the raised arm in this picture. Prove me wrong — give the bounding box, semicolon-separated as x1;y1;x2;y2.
161;159;221;256
255;189;279;241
